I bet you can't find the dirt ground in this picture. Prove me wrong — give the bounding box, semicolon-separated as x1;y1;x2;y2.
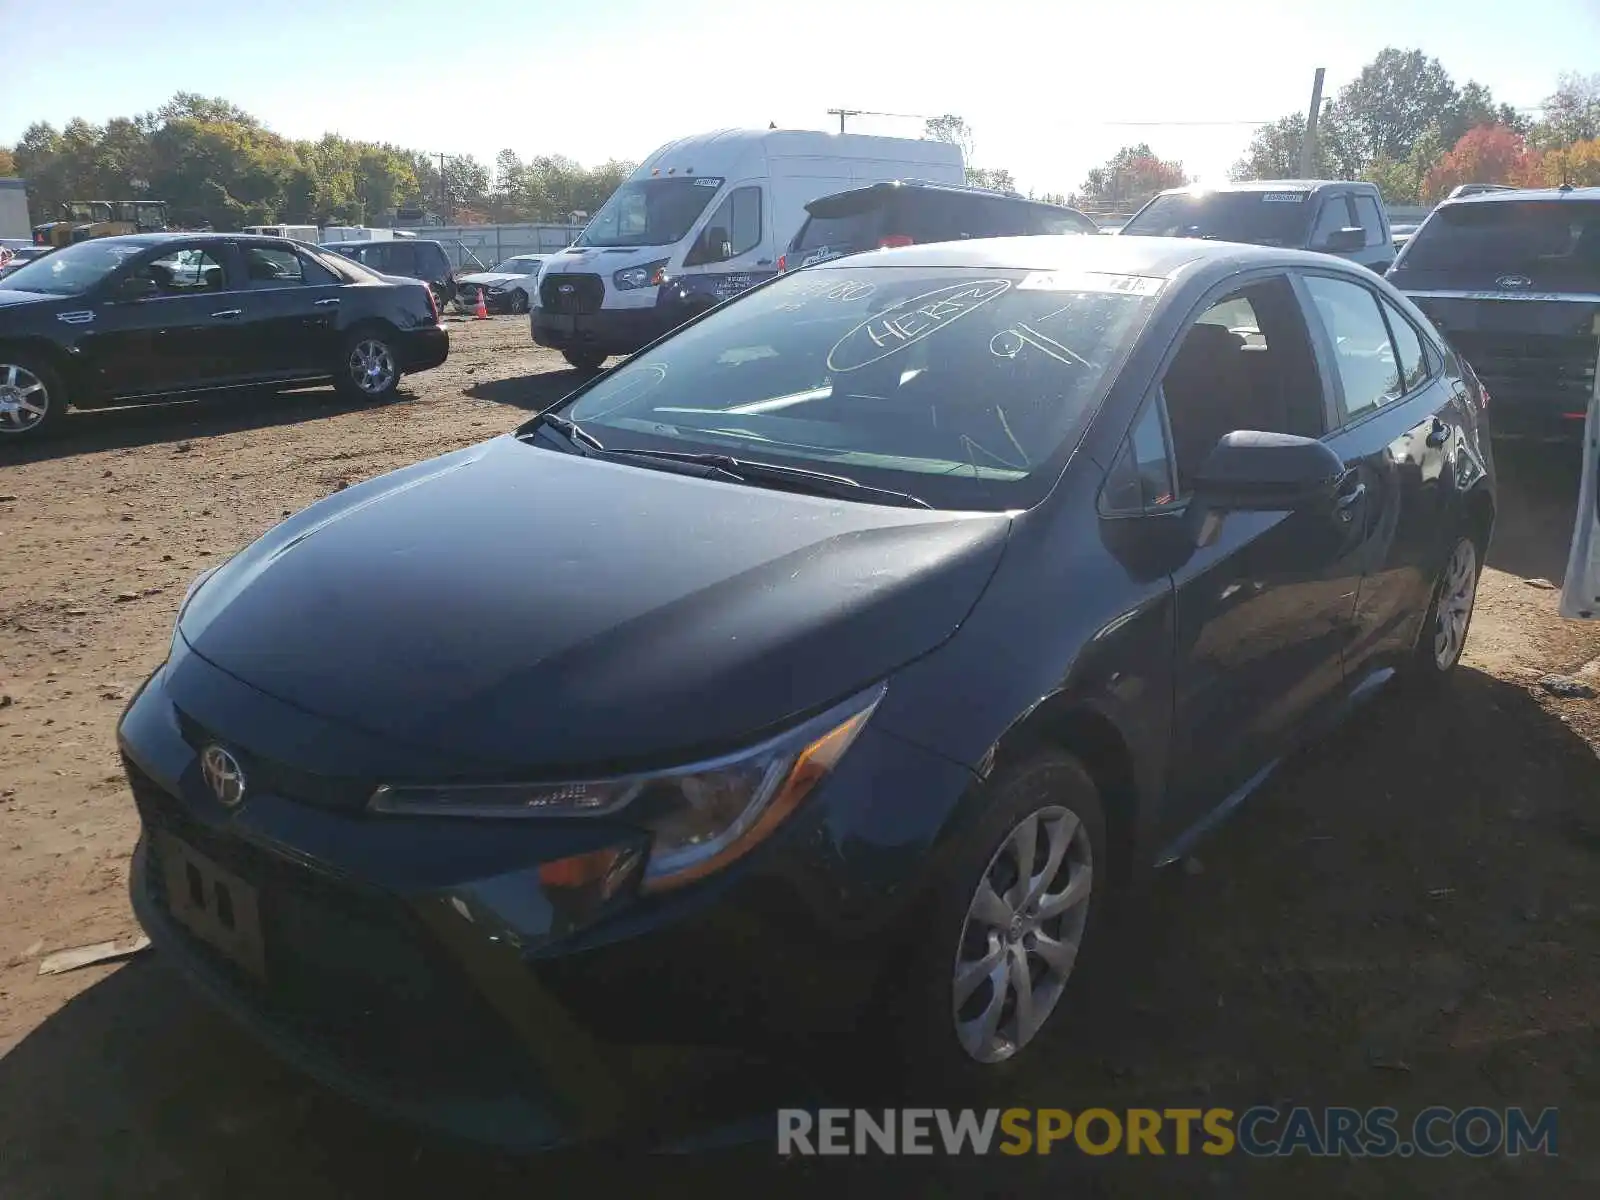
1;316;1598;1197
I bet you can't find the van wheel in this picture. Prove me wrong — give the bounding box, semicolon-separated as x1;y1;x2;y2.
0;354;66;440
562;350;606;374
335;331;401;402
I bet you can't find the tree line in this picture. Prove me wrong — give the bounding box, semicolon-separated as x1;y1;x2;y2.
1;93;637;230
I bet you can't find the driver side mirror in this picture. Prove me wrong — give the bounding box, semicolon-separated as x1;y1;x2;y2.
690;226;731;265
1320;226;1365;253
1192;430;1344;511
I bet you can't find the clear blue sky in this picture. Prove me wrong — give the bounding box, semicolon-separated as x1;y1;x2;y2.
2;0;1595;196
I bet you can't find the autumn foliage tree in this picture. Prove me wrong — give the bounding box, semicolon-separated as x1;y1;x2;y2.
1421;125;1546;202
1076;145;1189;211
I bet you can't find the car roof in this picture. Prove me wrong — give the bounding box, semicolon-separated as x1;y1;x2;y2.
1153;179;1369;197
813;232;1353;277
1438;185;1600;208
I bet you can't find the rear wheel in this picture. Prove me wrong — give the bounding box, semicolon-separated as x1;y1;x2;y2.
1411;532;1482;683
0;354;65;440
334;331;401;402
562;350;606;374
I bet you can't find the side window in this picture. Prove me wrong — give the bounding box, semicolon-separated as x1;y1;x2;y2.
1310;195;1353;248
1030;208;1095;235
1163;277;1327;493
1100;399;1176;514
1377;295;1429;395
1303;275;1402;420
699;186;763;259
388;243;419;274
243;245;306;288
135;247;226;294
1353;194;1386;247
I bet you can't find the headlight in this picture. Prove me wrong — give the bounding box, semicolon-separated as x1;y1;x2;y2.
612;260;668;291
486;285;506;295
369;683;886;893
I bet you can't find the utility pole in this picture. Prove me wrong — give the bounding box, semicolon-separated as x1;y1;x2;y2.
435;152;449;220
1299;68;1326;178
827;108;862;133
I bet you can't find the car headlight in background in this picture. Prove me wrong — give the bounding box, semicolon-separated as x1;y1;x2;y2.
369;682;886;893
486;286;506;296
612;260;668;291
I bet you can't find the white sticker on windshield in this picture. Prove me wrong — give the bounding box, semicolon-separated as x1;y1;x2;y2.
1260;192;1308;203
1016;271;1165;296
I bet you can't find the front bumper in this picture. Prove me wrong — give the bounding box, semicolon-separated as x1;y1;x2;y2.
117;644;979;1148
530;306;670;357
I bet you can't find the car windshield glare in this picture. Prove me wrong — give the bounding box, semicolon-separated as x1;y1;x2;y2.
576;178;722;248
1123;191;1314;247
1;239;146;295
545;264;1163;510
494;258;536;273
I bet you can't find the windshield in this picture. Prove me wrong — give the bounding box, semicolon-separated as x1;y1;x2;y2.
541;264;1163;510
493;257;539;273
575;177;723;248
1396;200;1600;287
0;239;145;295
1122;190;1314;247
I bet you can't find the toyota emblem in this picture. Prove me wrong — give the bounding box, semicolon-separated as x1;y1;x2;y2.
1495;274;1532;289
200;744;246;808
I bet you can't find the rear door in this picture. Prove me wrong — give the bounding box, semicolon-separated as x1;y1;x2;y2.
235;242;344;381
1299;270;1462;677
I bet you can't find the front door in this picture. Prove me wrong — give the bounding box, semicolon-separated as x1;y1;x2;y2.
80;243;243;397
235;242;343;381
1160;275;1368;837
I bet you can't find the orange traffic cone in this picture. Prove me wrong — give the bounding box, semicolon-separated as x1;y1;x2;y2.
472;286;490;320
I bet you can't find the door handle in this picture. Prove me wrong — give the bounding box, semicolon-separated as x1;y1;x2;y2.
315;298;341;307
210;309;242;319
1334;480;1367;524
1425;417;1449;448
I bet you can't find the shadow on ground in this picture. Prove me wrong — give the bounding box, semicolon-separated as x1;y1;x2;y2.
1484;441;1584;585
0;386;398;466
2;667;1595;1197
464;368;596;412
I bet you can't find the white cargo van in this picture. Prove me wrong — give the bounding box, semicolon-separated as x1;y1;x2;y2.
321;226;414;244
242;224;320;241
530;128;964;371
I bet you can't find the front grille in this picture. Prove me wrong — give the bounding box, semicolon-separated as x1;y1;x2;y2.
540;272;604;315
1449;331;1598;407
126;757;542;1099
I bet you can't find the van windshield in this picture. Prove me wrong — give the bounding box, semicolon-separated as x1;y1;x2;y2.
1122;190;1315;246
576;178;723;248
543;264;1163;511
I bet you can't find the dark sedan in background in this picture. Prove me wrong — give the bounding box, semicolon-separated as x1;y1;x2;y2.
0;233;449;440
119;235;1494;1148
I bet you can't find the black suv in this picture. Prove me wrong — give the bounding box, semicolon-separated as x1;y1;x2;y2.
325;239;457;305
782;180;1099;269
1389;186;1600;441
1121;180;1395;274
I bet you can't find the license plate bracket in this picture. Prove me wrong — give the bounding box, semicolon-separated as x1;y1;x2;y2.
157;831;266;979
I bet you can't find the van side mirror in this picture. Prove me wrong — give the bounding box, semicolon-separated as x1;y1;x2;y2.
1320;226;1365;253
688;226;731;266
1192;430;1344;511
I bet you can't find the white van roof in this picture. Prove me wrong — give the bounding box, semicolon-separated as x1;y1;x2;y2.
631;128;963;181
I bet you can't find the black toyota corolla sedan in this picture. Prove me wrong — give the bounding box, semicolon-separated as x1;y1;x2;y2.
0;233;448;439
117;235;1495;1148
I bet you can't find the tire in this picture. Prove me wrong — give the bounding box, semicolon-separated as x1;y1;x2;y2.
1410;530;1483;685
508;290;530;315
888;748;1107;1100
334;329;402;403
0;351;67;440
562;350;606;374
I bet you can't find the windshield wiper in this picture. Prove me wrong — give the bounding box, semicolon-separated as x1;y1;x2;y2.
527;411;605;453
601;448;933;509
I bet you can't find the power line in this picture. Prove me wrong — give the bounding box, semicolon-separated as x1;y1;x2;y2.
827;107;930;132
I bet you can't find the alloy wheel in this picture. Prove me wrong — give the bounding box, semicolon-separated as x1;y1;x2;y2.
952;804;1093;1064
1433;537;1478;669
348;340;396;396
0;364;49;434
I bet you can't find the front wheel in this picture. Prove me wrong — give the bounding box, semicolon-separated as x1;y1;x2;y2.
334;331;401;402
562;349;606;374
0;354;66;440
508;290;530;315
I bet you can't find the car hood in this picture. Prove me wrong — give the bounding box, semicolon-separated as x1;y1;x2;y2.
458;272;524;287
179;436;1011;773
